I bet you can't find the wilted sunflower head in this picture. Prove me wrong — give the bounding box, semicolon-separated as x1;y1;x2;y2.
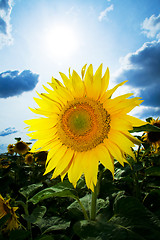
7;144;14;155
0;157;11;169
143;118;160;152
14;141;29;155
24;154;34;165
35;151;48;165
0;194;19;232
25;64;146;191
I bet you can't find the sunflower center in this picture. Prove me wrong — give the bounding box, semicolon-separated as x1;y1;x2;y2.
148;123;160;143
58;98;111;152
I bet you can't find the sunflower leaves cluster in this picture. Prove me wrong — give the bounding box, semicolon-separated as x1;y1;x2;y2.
0;65;160;240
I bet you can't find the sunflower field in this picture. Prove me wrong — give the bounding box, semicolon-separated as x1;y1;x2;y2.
0;121;160;240
1;65;160;239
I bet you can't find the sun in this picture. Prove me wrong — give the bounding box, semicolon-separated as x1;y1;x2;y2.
44;24;78;59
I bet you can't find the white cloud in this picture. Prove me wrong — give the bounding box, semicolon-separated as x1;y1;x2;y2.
141;14;160;39
0;0;13;49
98;4;114;22
114;40;160;118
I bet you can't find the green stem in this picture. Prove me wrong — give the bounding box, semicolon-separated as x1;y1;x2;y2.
90;185;97;221
16;200;32;239
90;169;104;221
77;199;89;220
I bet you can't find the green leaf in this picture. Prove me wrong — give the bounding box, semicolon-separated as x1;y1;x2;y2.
112;195;160;240
73;220;144;240
146;117;153;123
143;189;160;214
0;214;10;228
130;124;160;133
19;183;43;199
9;229;30;240
35;235;54;240
34;216;70;234
68;195;90;220
22;206;46;224
68;195;109;220
29;181;79;204
145;166;160;177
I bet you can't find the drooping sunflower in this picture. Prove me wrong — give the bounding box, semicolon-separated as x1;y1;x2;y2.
24;154;34;165
0;157;11;169
7;144;14;155
143;118;160;152
0;194;19;232
35;151;48;165
25;64;146;191
14;141;29;155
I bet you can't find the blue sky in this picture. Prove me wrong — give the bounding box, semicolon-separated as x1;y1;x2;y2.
0;0;160;152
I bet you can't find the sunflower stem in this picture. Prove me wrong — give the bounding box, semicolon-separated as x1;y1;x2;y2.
16;200;32;240
90;169;104;221
77;199;89;220
90;184;97;221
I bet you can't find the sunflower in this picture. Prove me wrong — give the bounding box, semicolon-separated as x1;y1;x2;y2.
143;118;160;152
0;194;19;232
25;64;146;191
14;141;29;155
24;154;34;165
0;157;11;169
7;144;14;155
35;151;48;165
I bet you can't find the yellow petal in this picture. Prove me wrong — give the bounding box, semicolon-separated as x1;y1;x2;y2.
51;148;74;179
108;129;135;159
45;141;63;165
24;117;58;131
124;115;147;127
84;64;93;98
68;151;84;187
81;64;87;79
100;80;127;101
72;70;85;97
92;64;103;100
82;150;99;191
100;67;110;98
95;144;114;177
31;138;59;152
104;139;124;166
110;116;133;131
59;72;73;91
122;131;141;145
27;127;57;140
44;145;67;175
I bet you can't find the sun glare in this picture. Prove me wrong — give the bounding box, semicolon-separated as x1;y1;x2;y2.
44;24;78;59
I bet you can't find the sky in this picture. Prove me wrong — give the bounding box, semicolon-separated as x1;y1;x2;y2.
0;0;160;153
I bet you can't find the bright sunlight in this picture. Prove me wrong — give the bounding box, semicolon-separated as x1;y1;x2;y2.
44;24;78;59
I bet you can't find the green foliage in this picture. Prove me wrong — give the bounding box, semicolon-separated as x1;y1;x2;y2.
0;130;160;239
130;123;160;133
19;183;43;199
29;181;79;204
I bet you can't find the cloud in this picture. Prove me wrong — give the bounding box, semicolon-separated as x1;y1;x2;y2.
139;106;160;119
0;0;13;48
0;70;39;98
98;4;114;22
0;127;18;136
141;14;160;39
114;40;160;117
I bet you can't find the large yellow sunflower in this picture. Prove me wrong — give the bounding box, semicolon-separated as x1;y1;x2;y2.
0;194;19;232
25;64;146;191
143;118;160;152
